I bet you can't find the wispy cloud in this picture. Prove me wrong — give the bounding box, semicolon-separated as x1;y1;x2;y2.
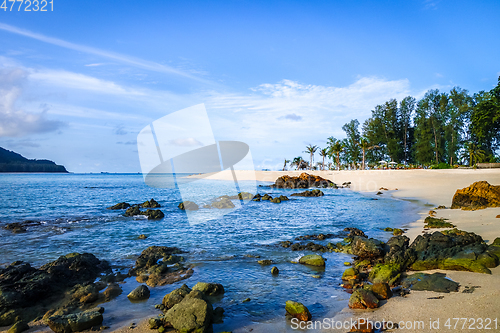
0;23;212;84
168;138;203;147
114;125;128;135
279;113;302;121
0;68;63;137
85;63;105;67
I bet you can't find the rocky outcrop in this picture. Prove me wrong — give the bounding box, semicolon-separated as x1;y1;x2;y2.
46;307;104;333
270;173;337;189
424;216;455;228
3;220;41;233
285;301;311;321
128;246;193;287
290;189;324;197
211;196;235;209
402;273;459;293
141;199;161;208
124;205;164;219
451;181;500;210
0;254;110;326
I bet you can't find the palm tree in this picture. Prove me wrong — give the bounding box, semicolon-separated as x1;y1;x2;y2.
291;156;303;170
463;142;485;166
329;140;344;171
304;145;318;170
282;159;290;171
319;148;328;170
357;138;379;170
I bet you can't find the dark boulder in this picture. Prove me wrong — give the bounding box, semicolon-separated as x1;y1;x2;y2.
141;198;161;208
164;290;213;333
271;173;337;189
107;202;130;210
402;272;459;293
290;189;324;197
348;289;379;309
142;209;164;220
46;307;104;333
127;285;150;300
124;205;141;217
351;236;384;259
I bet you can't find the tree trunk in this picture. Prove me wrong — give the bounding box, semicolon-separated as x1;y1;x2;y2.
362;149;366;170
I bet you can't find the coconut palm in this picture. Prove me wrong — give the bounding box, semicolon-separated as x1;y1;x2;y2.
357;138;379;170
319;148;328;170
328;140;344;171
303;144;318;170
282;159;290;171
463;142;485;166
291;156;303;170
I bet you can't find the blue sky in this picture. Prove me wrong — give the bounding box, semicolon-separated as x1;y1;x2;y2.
0;0;499;172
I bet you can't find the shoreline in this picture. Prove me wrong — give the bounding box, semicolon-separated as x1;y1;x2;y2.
9;169;500;333
187;169;500;332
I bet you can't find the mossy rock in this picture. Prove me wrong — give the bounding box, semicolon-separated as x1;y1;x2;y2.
348;289;379;309
270;197;281;203
440;258;491;274
424;216;455;228
383;227;394;232
368;263;402;286
402;272;459;293
342;267;359;280
298;254;325;267
393;228;404;236
285;301;311;321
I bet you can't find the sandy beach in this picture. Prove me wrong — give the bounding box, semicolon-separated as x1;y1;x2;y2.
188;169;500;332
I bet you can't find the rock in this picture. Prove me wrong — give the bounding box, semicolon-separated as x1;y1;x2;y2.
271;173;336;189
497;215;500;218
285;301;311;321
107;202;130;210
127;285;150;300
402;273;459;293
428;210;437;216
344;227;367;238
178;201;199;211
141;199;161;208
348;289;379;309
392;228;404;236
142;209;165;220
258;259;273;265
342;267;359;281
371;283;393;300
290;189;324;197
7;321;30;333
138;234;147;239
3;222;27;233
270;197;281;203
227;192;254;201
376;191;383;195
295;233;334;241
162;284;192;310
436;205;446;209
451;181;500;210
192;282;225;296
424;216;455;228
148;318;163;329
298;254;326;267
271;266;279;275
261;194;272;201
351;236;384;258
46;308;104;333
164;292;213;333
212;307;224;324
279;195;289;201
124;205;141;216
242;298;251;303
71;283;99;304
103;283;122;301
211;196;235;209
289;242;330;252
369;263;402;286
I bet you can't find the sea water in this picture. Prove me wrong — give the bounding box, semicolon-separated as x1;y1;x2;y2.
0;173;421;331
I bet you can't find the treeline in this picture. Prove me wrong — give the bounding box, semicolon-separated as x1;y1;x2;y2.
0;147;68;173
287;77;500;170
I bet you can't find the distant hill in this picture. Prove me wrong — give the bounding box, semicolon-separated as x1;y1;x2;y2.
0;147;68;173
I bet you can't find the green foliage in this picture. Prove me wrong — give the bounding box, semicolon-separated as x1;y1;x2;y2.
431;162;452;169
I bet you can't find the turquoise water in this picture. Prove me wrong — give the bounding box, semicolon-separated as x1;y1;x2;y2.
0;173;420;331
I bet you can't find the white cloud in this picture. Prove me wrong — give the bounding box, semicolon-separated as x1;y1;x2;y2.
85;63;105;67
169;138;203;147
0;68;62;137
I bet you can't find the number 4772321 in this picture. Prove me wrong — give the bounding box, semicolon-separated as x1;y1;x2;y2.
1;0;53;11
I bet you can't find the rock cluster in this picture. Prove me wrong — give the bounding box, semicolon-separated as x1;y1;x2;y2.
2;220;41;233
0;253;110;326
150;282;225;333
107;199;164;219
290;189;324;197
451;181;500;210
270;173;337;189
128;246;193;287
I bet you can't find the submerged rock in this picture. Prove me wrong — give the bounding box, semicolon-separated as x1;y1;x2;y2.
107;202;130;210
124;205;141;217
3;220;41;233
192;282;225;296
290;189;324;197
451;181;500;210
298;254;326;267
271;266;279;275
271;173;336;189
211;196;235;209
142;209;165;220
285;301;311;321
178;201;199;211
141;198;161;208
